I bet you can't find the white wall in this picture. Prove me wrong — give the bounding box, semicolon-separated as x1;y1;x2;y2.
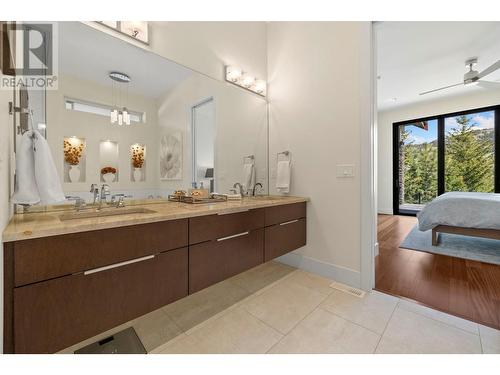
0;75;14;354
378;89;500;214
267;22;372;287
149;22;267;83
88;22;267;84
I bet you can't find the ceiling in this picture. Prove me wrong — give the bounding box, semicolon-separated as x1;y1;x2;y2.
58;22;193;99
377;22;500;111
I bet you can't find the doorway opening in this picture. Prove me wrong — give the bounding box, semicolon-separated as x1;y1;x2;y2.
374;21;500;330
191;98;215;192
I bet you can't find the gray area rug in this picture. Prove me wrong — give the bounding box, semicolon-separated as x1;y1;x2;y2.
400;225;500;265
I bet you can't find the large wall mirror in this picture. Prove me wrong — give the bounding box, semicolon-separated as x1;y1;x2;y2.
17;21;268;209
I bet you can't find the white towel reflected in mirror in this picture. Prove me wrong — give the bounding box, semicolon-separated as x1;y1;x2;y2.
276;160;291;194
243;161;255;193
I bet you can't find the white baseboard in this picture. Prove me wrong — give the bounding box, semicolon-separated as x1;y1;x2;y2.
377;208;393;215
276;252;362;289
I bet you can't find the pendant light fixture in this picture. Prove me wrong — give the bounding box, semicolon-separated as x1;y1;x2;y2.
109;71;131;125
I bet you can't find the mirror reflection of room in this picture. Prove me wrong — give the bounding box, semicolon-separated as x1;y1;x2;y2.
16;21;269;210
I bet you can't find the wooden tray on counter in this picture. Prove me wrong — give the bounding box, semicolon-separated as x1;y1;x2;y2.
168;194;228;204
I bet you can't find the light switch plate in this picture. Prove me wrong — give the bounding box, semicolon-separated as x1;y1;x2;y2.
336;164;355;178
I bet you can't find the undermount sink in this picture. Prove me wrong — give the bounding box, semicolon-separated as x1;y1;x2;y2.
59;207;157;221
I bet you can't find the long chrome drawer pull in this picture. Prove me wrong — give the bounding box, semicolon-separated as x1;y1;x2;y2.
217;231;249;242
217;209;250;216
83;255;155;276
279;219;300;226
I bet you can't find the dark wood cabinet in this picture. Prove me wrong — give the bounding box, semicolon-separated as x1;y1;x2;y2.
14;220;188;287
265;218;306;261
265;202;306;226
189;208;264;245
264;202;307;261
4;201;307;353
13;247;188;354
189;229;264;293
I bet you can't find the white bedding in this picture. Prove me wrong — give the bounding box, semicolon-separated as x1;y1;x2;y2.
417;192;500;231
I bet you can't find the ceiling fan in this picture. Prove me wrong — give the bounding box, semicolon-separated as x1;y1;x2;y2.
419;58;500;96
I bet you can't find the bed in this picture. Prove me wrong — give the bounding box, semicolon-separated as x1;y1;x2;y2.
417;192;500;245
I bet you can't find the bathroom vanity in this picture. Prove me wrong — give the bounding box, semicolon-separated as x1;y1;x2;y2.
3;21;294;354
3;197;307;353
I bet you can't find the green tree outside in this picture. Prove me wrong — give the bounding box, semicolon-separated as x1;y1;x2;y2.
399;114;494;206
445;115;494;193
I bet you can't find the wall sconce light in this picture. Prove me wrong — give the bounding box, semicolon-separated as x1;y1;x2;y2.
240;74;255;88
253;80;267;95
226;66;242;82
225;66;266;97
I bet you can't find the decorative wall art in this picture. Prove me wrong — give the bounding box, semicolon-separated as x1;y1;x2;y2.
160;132;182;180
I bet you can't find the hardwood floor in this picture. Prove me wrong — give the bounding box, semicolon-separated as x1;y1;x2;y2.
375;214;500;330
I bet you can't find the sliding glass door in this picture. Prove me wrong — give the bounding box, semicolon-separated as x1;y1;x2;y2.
396;120;438;213
444;110;495;193
393;105;499;215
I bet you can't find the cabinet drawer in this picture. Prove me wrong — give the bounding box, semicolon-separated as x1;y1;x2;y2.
14;219;188;287
189;229;264;293
13;247;188;354
265;202;306;226
189;208;264;245
265;218;306;261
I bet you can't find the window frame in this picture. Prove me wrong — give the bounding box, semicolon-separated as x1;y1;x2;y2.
64;97;146;124
392;104;500;216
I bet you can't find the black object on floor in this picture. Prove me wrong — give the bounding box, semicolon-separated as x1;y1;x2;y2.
74;327;146;354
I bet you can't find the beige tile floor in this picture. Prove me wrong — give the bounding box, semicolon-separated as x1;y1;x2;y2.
60;261;500;354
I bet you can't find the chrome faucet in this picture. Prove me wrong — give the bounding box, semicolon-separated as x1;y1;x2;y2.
252;183;263;196
90;184;99;205
233;182;244;196
98;184;111;209
111;194;131;208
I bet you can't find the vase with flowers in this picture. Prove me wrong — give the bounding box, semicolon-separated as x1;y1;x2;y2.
64;138;85;182
101;166;117;183
131;144;145;182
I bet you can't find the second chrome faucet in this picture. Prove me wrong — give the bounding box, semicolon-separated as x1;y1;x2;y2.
90;183;124;209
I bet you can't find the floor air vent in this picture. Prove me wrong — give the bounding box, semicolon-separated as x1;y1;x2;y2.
330;282;366;298
74;327;146;354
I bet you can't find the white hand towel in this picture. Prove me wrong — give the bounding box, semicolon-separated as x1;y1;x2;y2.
33;130;66;205
242;162;255;192
276;160;291;193
12;131;40;205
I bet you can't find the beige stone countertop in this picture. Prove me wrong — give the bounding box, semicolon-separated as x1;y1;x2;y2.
3;196;309;242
